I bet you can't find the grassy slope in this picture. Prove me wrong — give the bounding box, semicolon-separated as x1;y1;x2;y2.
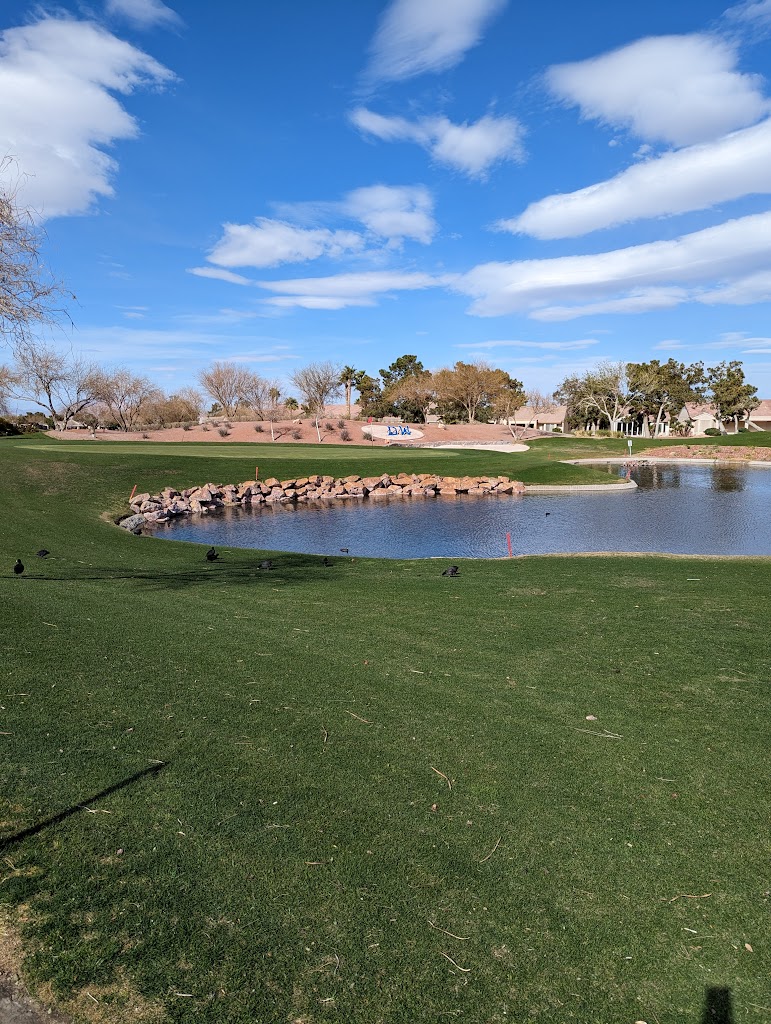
1;435;769;1023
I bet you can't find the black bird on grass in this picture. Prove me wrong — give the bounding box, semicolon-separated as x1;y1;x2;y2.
205;547;218;562
13;559;24;575
442;565;460;577
36;549;50;558
322;557;333;567
259;559;274;570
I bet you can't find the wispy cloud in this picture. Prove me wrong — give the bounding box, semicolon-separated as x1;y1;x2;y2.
501;118;771;239
351;108;524;178
105;0;182;30
257;270;450;310
0;17;174;218
364;0;506;84
546;34;768;146
455;339;599;350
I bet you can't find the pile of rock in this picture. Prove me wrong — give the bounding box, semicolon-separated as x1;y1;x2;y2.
118;473;525;530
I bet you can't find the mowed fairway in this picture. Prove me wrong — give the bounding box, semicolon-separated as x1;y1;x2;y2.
1;436;769;1023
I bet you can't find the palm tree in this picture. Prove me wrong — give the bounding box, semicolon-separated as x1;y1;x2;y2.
339;365;360;420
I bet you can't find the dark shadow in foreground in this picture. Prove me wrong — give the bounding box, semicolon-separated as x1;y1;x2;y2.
701;987;734;1024
0;762;167;853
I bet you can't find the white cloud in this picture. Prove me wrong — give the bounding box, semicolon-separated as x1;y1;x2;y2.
503;118;771;238
351;107;524;178
206;220;364;270
257;270;447;310
456;339;599;350
198;184;436;277
453;211;771;319
531;289;689;322
342;184;435;244
187;267;254;286
0;17;174;218
546;34;768;146
365;0;506;84
725;1;771;27
699;269;771;305
105;0;182;30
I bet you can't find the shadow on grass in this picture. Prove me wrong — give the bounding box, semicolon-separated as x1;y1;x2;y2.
0;763;167;853
701;987;734;1023
2;553;353;590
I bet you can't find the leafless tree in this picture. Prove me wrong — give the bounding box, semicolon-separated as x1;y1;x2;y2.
96;368;162;431
9;342;102;430
1;161;71;350
290;361;342;440
198;361;267;418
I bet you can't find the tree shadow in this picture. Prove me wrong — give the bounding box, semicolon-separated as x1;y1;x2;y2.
701;987;734;1024
0;762;167;853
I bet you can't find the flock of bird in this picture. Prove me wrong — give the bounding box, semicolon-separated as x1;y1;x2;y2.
11;546;465;577
12;513;559;576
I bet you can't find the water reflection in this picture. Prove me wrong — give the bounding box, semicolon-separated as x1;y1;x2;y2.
159;463;771;559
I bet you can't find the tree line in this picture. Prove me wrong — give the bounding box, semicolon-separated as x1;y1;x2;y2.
556;359;760;435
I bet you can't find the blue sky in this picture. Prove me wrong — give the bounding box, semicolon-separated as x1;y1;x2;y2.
3;0;771;398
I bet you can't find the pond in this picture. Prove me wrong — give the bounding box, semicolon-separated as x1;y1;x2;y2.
157;463;771;559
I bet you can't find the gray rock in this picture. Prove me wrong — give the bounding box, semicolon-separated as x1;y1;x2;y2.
119;514;146;532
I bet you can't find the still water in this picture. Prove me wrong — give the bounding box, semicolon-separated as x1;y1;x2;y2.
159;463;771;558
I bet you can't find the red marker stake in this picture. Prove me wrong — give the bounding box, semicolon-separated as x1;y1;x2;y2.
129;484;137;502
255;465;259;480
506;532;513;558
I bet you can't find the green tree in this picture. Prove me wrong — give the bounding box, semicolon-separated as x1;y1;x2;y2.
555;362;627;432
627;359;706;436
338;365;360;420
388;371;436;423
707;361;759;432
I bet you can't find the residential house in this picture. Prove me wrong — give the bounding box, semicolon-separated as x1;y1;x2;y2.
509;405;568;433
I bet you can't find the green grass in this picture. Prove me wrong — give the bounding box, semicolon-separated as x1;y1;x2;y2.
1;435;769;1023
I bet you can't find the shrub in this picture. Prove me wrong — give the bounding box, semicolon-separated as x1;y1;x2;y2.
142;433;150;439
337;419;345;429
738;427;749;433
182;424;191;431
291;429;302;440
340;428;351;441
325;422;335;431
218;428;231;437
0;418;22;436
223;421;232;429
254;424;264;433
201;424;210;431
704;427;722;436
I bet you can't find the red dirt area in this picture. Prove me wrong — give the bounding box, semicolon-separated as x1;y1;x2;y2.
52;418;539;447
637;444;771;462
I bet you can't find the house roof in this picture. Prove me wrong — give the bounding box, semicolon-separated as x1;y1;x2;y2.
749;399;771;420
515;405;567;423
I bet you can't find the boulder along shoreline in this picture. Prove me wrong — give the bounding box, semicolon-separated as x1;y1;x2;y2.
118;472;527;532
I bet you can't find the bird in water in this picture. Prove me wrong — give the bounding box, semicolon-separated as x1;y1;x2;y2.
205;547;218;562
339;547;349;554
36;549;50;558
322;557;332;567
442;565;460;577
13;559;24;575
259;559;274;570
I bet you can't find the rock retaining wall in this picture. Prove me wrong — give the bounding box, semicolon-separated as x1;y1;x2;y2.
119;473;526;530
